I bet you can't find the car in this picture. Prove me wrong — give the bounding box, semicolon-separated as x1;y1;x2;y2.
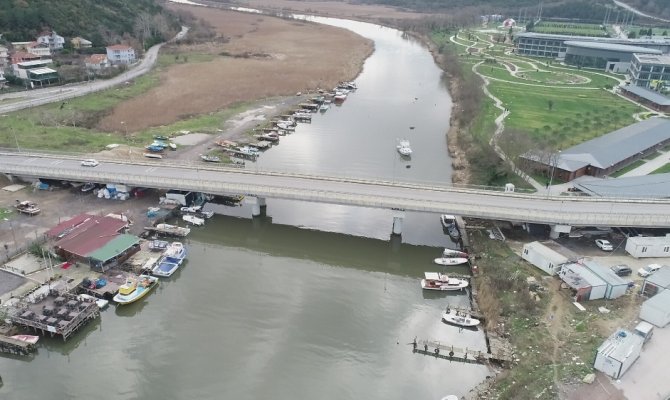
611;265;632;277
638;264;663;278
81;159;99;167
595;239;613;251
80;182;96;193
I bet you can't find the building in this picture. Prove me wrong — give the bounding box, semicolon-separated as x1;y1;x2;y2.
10;51;40;65
106;45;136;65
564;41;661;73
626;234;670;258
71;37;92;49
515;32;670;59
0;45;9;69
575;173;670;198
25;42;51;57
593;329;643;379
521;118;670;182
579;258;629;299
558;263;607;301
11;59;58;87
36;30;65;50
521;241;571;276
502;18;516;28
640;289;670;327
84;54;110;70
621;85;670;112
641;267;670;297
628;53;670;89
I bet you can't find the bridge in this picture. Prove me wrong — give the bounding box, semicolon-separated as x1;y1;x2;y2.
1;152;669;236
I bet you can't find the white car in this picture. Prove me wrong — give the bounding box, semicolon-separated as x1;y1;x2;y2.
595;239;613;251
81;159;99;167
638;264;663;278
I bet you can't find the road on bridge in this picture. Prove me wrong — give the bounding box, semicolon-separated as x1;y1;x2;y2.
1;153;669;228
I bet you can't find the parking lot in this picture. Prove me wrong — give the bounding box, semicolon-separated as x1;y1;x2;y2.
615;325;670;400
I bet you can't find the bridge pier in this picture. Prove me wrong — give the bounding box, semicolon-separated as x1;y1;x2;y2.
245;196;267;217
3;174;14;183
392;210;405;236
549;224;572;239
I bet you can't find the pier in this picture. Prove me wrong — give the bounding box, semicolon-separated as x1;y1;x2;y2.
412;338;513;366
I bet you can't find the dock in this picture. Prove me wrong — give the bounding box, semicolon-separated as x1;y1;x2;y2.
144;224;190;237
412;338;513;366
444;304;484;321
0;335;35;356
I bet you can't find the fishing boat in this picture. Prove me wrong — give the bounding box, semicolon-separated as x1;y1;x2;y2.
420;272;468;291
442;308;480;327
113;275;159;305
319;104;329;112
77;293;109;309
238;146;260;156
440;214;456;229
200;154;221;163
183;214;205;226
152;242;187;278
143;153;163;159
10;335;40;344
443;248;468;258
153;223;191;237
148;240;169;252
397;139;412;156
433;257;469;266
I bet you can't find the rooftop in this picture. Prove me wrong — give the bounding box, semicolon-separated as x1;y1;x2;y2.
622;85;670;106
560;263;606;289
597;329;643;363
28;67;57;75
627;234;670;246
524;241;571;263
517;32;670;46
579;258;629;286
634;54;670;65
16;59;52;67
87;234;140;263
565;40;662;54
642;289;670;310
575;173;670;198
48;214;128;259
646;266;670;288
84;54;108;64
107;44;133;51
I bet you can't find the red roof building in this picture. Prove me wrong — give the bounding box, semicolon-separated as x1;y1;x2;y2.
10;51;40;65
48;214;128;259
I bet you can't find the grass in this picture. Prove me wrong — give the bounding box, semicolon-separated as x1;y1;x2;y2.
0;208;12;220
533;21;609;37
611;159;646;177
651;163;670;174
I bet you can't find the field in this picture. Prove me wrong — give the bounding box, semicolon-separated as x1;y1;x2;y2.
651;163;670;174
532;21;609;37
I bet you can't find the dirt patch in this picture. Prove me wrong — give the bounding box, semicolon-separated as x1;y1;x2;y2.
97;5;373;131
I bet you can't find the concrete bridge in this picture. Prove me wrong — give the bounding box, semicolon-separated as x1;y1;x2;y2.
1;153;669;237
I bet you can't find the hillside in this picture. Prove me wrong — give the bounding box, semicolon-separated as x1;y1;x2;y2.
0;0;178;45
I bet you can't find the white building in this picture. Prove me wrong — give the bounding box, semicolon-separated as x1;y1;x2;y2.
580;258;629;300
84;54;110;71
558;263;607;301
625;234;670;258
106;45;136;65
26;42;51;57
594;329;643;379
36;30;65;50
521;241;569;276
641;267;670;296
640;289;670;327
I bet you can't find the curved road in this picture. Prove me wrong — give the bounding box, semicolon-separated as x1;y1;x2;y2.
1;153;669;228
0;26;189;115
613;0;670;23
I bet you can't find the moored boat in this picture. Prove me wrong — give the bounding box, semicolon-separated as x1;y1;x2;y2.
10;335;40;344
200;154;221;163
441;308;480;327
319;104;329;112
77;293;110;309
443;248;468;258
420;272;468;291
148;240;169;252
183;214;205;226
397;139;412;156
113;275;159;305
433;257;469;266
440;214;461;240
152;242;187;278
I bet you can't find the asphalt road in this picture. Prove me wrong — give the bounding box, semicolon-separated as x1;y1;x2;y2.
2;153;670;228
0;26;189;115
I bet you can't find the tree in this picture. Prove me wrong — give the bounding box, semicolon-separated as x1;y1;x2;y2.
526;20;535;32
663;30;668;36
628;31;637;39
508;27;513;36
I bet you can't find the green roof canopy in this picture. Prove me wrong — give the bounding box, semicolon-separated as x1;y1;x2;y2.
87;234;140;263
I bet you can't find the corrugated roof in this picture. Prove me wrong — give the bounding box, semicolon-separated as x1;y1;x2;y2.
623;85;670;106
575;173;670;198
627;235;670;246
51;215;127;258
560;118;670;170
642;288;670;310
565;40;662;54
87;234;140;262
517;32;670;46
597;329;643;362
16;59;51;67
580;258;628;286
524;241;570;263
646;267;670;288
560;263;607;289
29;67;57;75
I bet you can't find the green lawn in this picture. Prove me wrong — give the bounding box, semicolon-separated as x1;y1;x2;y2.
533;21;609;37
651;163;670;174
611;159;646;177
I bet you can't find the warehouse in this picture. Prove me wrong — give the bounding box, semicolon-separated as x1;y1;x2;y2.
640;289;670;327
593;329;643;379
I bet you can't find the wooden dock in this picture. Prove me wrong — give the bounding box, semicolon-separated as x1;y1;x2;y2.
412;338;513;366
0;335;35;356
443;304;484;321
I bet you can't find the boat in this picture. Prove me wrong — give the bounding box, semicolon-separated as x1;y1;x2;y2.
446;225;460;240
441;308;480;327
77;293;109;309
420;272;468;291
145;144;165;152
319;104;329;112
397;139;412;156
183;214;205;226
260;133;279;142
440;214;456;229
276;122;295;131
168;143;177;151
443;248;468;258
197;210;214;219
154;135;169;141
153;223;191;237
238;146;260;156
200;154;221;163
10;335;40;344
163;242;187;263
14;200;40;215
333;93;347;102
153;242;187;278
143;153;163;159
433;257;469;266
113;275;159;305
148;240;169;252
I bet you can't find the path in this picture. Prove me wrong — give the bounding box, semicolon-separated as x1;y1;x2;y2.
543;279;568;392
620;149;670;177
613;0;670;23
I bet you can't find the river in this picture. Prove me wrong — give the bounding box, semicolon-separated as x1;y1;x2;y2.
0;9;490;400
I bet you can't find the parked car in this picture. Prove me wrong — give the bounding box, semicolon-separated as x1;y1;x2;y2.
611;265;632;277
595;239;614;251
81;159;99;167
81;183;96;193
638;264;663;278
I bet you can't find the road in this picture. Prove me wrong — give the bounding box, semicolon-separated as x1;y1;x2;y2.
613;0;670;23
1;153;670;228
0;26;189;114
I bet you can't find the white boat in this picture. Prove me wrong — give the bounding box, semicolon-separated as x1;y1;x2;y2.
443;248;468;258
181;205;202;213
238;146;259;156
183;214;205;226
77;293;109;309
442;309;480;327
420;272;468;291
154;223;191;237
152;242;187;278
10;335;40;344
434;257;469;266
143;153;163;159
397;139;412;156
198;210;214;219
440;214;456;228
319;104;329;112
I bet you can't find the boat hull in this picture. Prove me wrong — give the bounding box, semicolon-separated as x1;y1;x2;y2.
442;312;480;327
433;257;468;266
113;276;159;305
421;279;468;291
152;259;181;278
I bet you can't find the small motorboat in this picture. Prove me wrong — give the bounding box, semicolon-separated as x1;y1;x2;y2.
181;205;202;213
148;240;169;252
78;293;109;309
443;248;468;258
420;272;468;291
154;135;169;141
440;214;456;229
152;242;187;278
434;257;469;266
145;144;165;152
442;308;480;327
168;143;177;151
143;153;163;159
397;139;412;156
319;104;329;112
197;211;214;219
183;214;205;226
113;275;159;305
200;154;221;163
10;335;40;344
237;146;259;156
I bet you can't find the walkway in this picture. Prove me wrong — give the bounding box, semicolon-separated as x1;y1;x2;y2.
620;150;670;177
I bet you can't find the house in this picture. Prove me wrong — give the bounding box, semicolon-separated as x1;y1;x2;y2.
0;45;9;69
36;30;65;50
640;289;670;327
106;44;136;65
593;329;643;379
641;267;670;296
625;234;670;258
579;258;629;299
84;54;110;70
11;59;58;87
26;42;51;57
558;263;607;301
521;241;571;276
10;51;40;65
71;37;92;49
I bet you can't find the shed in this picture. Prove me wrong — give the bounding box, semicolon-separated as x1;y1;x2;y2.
625;234;670;258
580;258;629;299
521;241;569;276
594;329;643;379
641;267;670;296
640;289;670;327
87;234;141;272
558;263;607;301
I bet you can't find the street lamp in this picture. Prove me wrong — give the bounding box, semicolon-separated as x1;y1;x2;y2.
548;150;561;192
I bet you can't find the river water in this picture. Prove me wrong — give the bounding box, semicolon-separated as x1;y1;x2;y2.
0;11;489;400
